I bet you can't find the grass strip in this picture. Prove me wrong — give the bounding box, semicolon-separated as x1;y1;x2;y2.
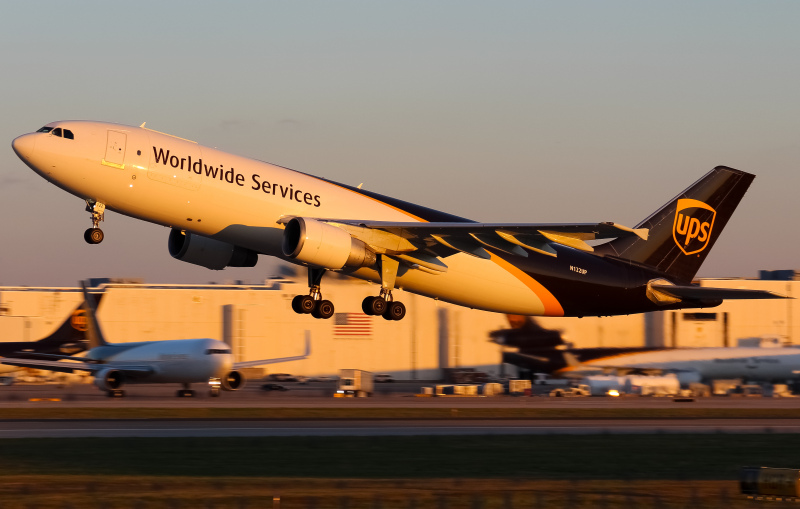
0;477;755;509
0;434;796;479
3;406;800;420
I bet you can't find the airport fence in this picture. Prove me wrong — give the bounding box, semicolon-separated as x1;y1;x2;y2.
0;481;780;509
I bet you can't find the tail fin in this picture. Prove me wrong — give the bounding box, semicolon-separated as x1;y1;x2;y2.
80;281;109;348
35;293;104;348
596;166;754;283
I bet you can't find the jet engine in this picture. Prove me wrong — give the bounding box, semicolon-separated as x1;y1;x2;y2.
282;217;376;269
168;228;258;270
221;370;245;391
94;369;124;391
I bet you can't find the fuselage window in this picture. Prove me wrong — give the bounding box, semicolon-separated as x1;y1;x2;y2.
36;126;53;133
63;129;74;140
52;128;62;137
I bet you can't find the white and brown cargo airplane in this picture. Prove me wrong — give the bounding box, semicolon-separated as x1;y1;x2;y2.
11;121;785;321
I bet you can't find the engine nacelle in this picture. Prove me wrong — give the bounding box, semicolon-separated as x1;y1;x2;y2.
168;228;258;270
221;370;245;391
94;369;124;391
282;217;376;269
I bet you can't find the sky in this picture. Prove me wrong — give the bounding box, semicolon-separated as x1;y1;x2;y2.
1;1;799;287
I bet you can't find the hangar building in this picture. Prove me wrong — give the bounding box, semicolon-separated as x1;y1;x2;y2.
0;271;797;380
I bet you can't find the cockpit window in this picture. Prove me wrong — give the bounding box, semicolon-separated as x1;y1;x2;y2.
52;128;62;137
36;126;53;133
63;129;74;140
205;349;231;355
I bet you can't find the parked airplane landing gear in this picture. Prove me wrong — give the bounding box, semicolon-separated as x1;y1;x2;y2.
291;268;334;319
84;200;106;245
177;384;195;397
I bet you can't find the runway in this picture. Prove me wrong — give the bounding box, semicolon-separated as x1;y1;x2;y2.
2;418;800;438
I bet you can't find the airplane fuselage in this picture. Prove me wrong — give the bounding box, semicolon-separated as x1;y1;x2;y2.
11;121;752;317
575;347;800;382
88;338;232;384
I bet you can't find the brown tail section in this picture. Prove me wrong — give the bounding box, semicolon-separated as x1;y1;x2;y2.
596;166;754;284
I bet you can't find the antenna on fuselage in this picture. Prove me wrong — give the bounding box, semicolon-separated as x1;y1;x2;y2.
80;280;109;348
139;122;146;128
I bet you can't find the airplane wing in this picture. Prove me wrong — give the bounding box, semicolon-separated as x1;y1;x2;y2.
0;358;153;376
279;217;648;263
649;284;787;301
233;332;311;370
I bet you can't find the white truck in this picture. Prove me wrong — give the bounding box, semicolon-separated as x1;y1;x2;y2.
336;369;374;397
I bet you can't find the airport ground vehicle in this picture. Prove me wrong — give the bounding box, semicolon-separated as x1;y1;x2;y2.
266;373;298;382
261;383;289;391
374;373;395;383
337;369;373;397
12;122;784;323
549;385;591;397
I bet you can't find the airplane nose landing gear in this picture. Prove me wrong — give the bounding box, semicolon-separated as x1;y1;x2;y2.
84;200;106;245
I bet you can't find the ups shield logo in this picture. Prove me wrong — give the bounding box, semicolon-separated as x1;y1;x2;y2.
673;199;716;255
71;309;88;331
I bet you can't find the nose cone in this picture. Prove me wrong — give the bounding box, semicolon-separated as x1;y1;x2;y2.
11;134;35;161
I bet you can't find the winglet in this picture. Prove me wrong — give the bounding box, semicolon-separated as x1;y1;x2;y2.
80;281;109;348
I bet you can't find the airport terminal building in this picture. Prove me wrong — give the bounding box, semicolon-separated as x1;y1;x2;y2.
0;271;797;380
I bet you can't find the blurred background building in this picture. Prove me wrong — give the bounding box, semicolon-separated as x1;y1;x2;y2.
0;270;797;380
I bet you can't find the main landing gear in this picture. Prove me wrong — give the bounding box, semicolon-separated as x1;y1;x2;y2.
290;255;408;321
291;267;335;319
84;200;106;245
362;256;406;321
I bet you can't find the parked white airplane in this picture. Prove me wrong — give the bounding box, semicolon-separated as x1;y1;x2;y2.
559;346;800;385
11;121;784;321
495;316;800;384
0;283;310;397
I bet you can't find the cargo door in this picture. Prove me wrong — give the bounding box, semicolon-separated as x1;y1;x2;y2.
103;130;127;169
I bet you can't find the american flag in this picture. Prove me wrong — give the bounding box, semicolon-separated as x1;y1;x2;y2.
334;313;372;338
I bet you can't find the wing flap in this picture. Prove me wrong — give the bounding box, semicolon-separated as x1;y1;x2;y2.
287;218;647;260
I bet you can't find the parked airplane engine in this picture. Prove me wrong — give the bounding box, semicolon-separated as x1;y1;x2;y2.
168;228;258;270
282;217;376;269
94;368;124;391
221;370;245;391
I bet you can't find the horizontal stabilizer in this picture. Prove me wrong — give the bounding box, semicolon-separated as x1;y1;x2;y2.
650;284;788;301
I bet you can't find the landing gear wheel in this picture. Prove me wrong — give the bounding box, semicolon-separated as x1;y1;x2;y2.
362;296;375;314
84;228;104;244
210;387;220;397
299;295;316;314
291;295;305;313
367;296;387;316
292;295;316;314
383;301;406;321
312;299;335;319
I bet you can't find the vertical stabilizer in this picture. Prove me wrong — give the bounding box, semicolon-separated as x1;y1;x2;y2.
596;166;754;283
80;281;109;348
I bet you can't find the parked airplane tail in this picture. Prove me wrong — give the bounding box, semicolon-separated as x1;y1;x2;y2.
35;293;104;349
80;281;109;349
597;166;754;284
